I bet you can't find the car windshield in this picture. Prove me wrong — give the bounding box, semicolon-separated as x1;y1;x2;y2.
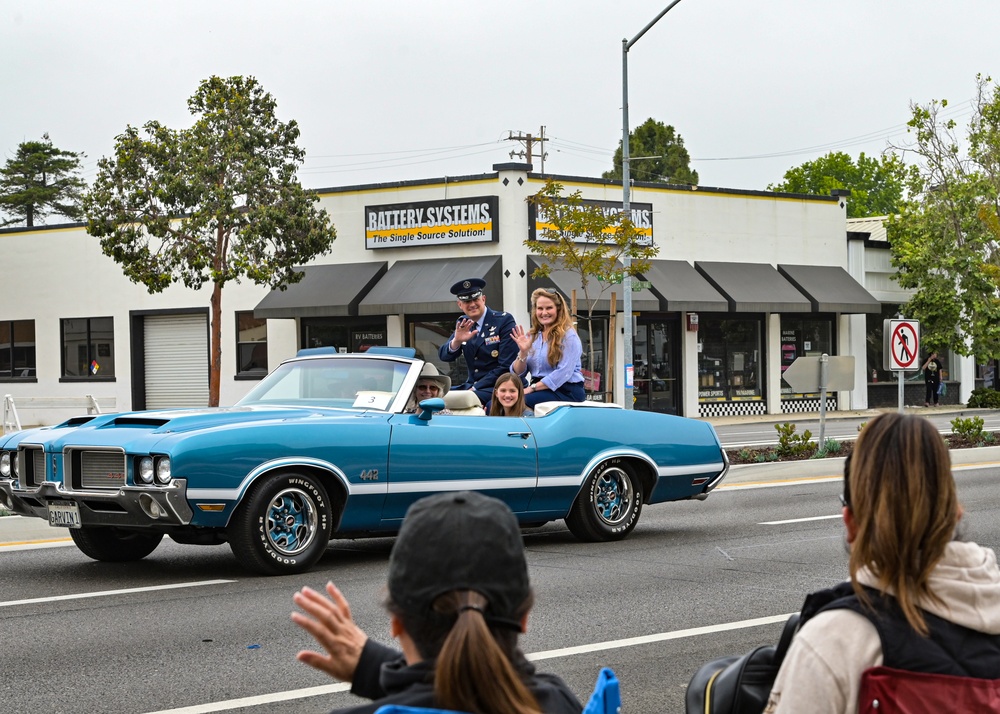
236;357;412;411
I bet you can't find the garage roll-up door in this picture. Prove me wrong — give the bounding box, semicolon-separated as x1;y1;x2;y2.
143;314;209;409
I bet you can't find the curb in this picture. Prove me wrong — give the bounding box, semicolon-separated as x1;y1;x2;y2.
720;444;1000;488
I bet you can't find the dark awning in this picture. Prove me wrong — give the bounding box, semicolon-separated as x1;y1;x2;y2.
254;262;388;318
639;260;729;312
777;264;882;313
526;256;659;312
694;261;812;313
359;255;504;315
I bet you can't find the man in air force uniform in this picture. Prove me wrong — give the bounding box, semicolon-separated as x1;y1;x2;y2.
438;277;517;405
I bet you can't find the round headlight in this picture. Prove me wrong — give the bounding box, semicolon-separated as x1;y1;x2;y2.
137;457;154;484
0;452;9;479
155;457;172;485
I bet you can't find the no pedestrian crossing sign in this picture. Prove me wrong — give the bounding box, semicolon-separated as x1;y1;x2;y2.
884;319;920;371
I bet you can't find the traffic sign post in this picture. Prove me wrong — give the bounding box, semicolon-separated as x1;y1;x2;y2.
884;318;920;413
782;354;855;446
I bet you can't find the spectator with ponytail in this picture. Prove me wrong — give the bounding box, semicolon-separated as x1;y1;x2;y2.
292;491;582;714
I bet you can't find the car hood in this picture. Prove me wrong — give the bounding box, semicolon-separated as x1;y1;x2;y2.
2;405;375;452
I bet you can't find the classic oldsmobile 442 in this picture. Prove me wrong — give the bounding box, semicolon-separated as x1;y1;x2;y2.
0;350;729;575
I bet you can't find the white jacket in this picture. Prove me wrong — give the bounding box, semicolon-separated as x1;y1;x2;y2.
764;541;1000;714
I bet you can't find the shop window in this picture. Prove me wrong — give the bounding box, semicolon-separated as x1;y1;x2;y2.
698;317;762;403
577;315;608;401
61;317;115;379
866;306;953;384
408;318;468;386
301;318;387;354
0;320;36;379
866;304;899;383
236;312;268;378
780;317;834;395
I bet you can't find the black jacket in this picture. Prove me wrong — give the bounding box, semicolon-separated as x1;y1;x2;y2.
331;639;583;714
804;582;1000;677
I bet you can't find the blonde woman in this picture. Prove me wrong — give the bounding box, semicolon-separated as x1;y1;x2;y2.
489;373;533;417
511;288;585;409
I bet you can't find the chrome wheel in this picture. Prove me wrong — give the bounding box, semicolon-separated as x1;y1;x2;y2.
593;466;633;527
265;487;319;556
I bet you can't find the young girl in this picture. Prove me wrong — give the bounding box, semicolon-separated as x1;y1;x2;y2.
489;373;533;417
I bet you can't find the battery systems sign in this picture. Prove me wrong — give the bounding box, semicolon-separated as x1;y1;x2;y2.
528;200;654;246
365;196;498;250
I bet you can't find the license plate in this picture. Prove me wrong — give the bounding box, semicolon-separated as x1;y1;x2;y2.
48;502;81;529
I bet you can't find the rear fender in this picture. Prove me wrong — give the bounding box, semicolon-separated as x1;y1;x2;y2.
578;449;657;502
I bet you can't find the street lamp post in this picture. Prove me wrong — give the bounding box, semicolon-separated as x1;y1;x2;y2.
621;0;685;410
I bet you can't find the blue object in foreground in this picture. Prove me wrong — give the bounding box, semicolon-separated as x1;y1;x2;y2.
0;352;728;576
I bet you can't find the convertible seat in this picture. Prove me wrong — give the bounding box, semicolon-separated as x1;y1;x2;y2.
442;391;486;416
533;401;624;417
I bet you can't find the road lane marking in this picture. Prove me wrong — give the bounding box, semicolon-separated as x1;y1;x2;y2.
760;514;842;525
145;683;352;713
0;538;75;551
719;476;841;491
0;580;235;608
526;613;795;660
144;612;796;713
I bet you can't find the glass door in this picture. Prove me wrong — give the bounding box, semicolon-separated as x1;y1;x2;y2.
634;319;680;414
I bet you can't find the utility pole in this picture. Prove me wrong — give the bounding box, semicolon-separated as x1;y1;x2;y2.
507;127;548;172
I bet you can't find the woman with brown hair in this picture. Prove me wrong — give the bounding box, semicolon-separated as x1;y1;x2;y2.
489;373;533;417
764;413;1000;713
292;491;582;714
511;288;585;409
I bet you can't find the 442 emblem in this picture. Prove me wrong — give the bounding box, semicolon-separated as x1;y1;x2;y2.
359;469;379;481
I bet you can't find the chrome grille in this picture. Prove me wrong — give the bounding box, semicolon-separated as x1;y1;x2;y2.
16;446;45;488
32;449;44;487
79;450;127;490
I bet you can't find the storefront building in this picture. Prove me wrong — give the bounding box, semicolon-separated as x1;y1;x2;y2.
1;163;888;425
847;216;974;407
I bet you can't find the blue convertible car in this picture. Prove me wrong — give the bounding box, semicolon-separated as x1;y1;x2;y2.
0;350;728;575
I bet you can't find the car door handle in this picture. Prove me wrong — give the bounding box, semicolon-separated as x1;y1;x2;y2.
507;432;532;439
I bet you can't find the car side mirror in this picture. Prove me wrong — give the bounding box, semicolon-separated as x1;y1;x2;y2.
416;397;446;421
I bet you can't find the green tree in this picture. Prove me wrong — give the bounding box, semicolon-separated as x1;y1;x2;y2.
768;151;916;218
526;179;659;394
84;75;337;406
603;118;698;185
0;134;86;227
888;74;1000;359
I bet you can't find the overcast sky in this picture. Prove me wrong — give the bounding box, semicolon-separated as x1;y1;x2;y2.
3;1;998;200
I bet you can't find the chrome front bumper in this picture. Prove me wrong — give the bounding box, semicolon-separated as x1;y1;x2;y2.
0;478;193;528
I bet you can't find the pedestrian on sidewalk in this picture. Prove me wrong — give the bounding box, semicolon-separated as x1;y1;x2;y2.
921;351;943;407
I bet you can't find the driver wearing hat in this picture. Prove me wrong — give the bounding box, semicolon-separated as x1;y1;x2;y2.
438;277;517;405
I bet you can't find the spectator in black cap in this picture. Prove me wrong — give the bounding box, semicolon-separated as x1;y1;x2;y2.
291;491;583;714
438;277;518;405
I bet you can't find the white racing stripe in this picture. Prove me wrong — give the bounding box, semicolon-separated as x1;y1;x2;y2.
0;579;235;608
142;613;794;714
